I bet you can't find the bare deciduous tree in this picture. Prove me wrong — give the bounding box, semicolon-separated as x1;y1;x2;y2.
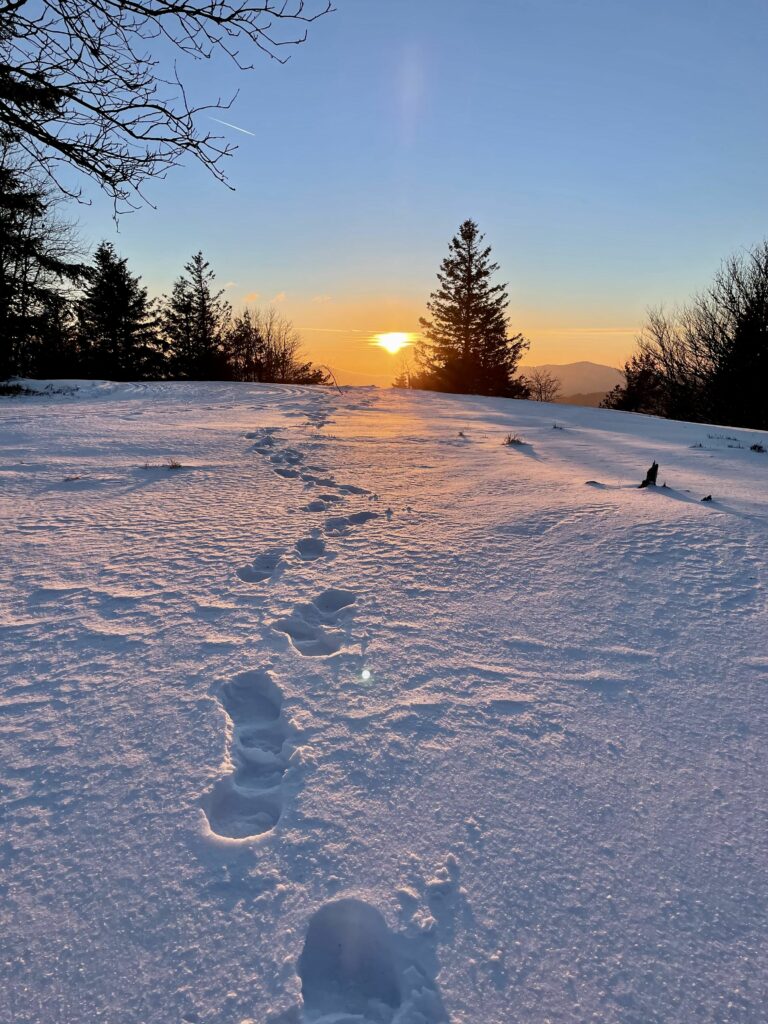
607;241;768;429
392;351;415;389
525;367;562;402
226;306;329;384
0;0;331;208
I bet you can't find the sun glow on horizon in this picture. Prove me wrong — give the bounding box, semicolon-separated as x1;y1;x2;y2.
372;332;416;355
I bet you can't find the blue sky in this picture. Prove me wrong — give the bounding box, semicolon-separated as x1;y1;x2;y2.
77;0;768;381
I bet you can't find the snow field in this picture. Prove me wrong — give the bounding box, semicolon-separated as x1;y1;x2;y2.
1;379;767;1023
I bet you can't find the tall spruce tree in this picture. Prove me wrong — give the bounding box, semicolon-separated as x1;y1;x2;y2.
75;241;161;379
162;252;230;379
414;220;530;397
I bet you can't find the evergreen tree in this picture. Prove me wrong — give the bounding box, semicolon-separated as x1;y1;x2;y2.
226;308;265;381
161;277;196;377
75;242;161;379
162;252;230;379
601;351;665;415
414;220;530;397
0;148;85;379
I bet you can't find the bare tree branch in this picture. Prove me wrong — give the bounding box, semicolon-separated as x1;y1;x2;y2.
0;0;333;210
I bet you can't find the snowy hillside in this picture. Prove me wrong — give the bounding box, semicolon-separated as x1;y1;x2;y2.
1;381;767;1024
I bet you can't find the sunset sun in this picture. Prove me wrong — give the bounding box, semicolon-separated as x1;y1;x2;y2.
373;332;415;355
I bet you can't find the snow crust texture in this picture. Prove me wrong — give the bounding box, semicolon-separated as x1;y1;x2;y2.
1;379;767;1024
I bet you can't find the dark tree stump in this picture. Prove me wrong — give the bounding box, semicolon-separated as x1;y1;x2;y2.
639;461;659;488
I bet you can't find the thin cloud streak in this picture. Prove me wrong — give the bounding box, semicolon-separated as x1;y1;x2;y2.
298;324;634;339
297;327;422;346
298;326;372;335
533;327;638;335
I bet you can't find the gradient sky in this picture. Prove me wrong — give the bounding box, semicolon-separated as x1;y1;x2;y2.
76;0;768;385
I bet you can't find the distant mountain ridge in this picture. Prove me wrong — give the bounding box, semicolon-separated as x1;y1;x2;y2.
521;361;623;398
342;359;624;396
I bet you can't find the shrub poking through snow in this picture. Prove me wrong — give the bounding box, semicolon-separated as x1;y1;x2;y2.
503;432;525;446
751;443;765;453
142;457;183;470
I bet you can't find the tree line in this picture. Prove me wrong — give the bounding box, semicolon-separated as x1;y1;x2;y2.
3;1;766;427
0;152;328;385
401;218;767;430
603;242;768;431
1;0;331;385
4;128;766;424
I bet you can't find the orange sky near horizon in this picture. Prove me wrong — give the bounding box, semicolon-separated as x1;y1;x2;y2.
272;293;640;387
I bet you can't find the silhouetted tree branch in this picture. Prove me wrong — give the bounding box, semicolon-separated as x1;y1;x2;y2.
0;0;332;209
604;241;768;429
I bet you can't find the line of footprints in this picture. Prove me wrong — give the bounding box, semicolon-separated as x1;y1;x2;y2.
202;417;448;1022
203;425;377;842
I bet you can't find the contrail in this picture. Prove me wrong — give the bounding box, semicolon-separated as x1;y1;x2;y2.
298;327;372;335
209;116;256;138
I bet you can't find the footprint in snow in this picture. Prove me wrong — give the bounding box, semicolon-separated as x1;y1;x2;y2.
295;537;326;562
247;428;279;455
336;483;369;496
270;448;303;466
304;403;333;429
272;588;357;658
324;511;379;536
303;493;345;513
203;671;291;841
298;469;369;497
299;471;337;488
303;499;330;513
245;429;279;439
298;898;449;1023
236;549;284;585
